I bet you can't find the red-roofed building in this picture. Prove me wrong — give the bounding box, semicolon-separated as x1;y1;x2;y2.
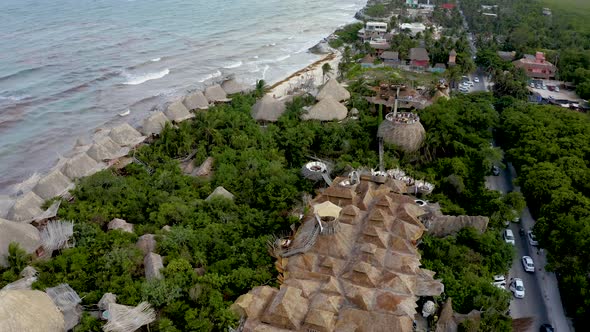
513;52;556;79
441;3;456;10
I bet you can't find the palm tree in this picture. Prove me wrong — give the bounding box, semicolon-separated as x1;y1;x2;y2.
255;79;267;98
321;63;332;84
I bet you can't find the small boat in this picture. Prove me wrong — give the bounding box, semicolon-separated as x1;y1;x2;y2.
118;109;130;117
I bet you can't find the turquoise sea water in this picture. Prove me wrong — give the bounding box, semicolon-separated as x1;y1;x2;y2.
0;0;364;190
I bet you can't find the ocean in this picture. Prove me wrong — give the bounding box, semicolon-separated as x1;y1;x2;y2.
0;0;365;192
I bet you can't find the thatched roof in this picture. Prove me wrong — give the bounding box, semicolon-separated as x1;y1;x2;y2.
204;84;231;103
103;302;155;332
45;283;82;330
144;252;163;281
427;215;489;237
0;219;41;267
164;100;195;122
206;186;235;201
86;136;129;162
302;96;348;121
61;153;102;179
316;79;351;102
0;290;65;332
433;89;450;102
32;170;73;200
221;78;248;95
251;95;288;122
378;120;426;152
183;91;209;110
140;112;169;136
98;293;117;311
136;234;156;256
313;201;342;219
40;221;74;252
108;218;134;233
109;123;146;147
193;156;214;177
6;191;44;222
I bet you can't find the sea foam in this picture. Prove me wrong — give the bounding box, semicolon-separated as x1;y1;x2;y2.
123;68;170;85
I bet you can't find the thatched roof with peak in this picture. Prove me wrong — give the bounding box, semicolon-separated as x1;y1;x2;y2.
86;136;129;162
0;290;65;332
32;170;73;200
205;84;231;103
206;186;235;201
61;153;103;179
6;191;44;222
109;123;146;147
103;302;155;332
316;79;351;102
302;96;348;121
140;112;169;136
183;90;209;110
251;95;288;122
164;100;195;122
144;253;164;280
378;119;426;152
108;218;134;233
221;78;248;95
0;219;41;267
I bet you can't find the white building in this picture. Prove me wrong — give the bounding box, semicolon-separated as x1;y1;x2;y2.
400;22;427;36
358;22;388;43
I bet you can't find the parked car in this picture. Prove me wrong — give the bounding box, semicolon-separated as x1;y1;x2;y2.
492;165;500;176
530;82;535;88
528;231;539;246
521;255;535;272
539;323;554;332
510;278;525;298
503;229;515;245
555;86;560;92
474;77;480;83
492;275;506;289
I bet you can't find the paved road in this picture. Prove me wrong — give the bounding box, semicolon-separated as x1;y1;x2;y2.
486;162;573;331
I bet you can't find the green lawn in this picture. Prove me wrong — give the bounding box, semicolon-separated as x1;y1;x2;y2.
541;0;590;33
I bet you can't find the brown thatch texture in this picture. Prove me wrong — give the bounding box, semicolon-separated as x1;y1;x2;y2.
136;234;156;256
378;120;426;152
109;123;146;147
183;91;209;110
302;96;348;121
316;79;351;102
427;215;489;237
221;78;248;95
164;100;194;122
61;153;102;179
194;156;214;177
204;84;231;103
251;95;287;122
86;136;129;162
206;186;235;201
144;252;164;281
0;219;40;267
0;290;65;332
108;218;134;233
32;170;73;200
261;286;308;330
140;112;169;136
6;191;44;222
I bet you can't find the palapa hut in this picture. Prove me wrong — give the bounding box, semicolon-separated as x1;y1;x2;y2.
378;112;426;152
0;219;41;267
108;218;134;233
103;302;155;332
313;201;342;219
6;191;44;222
206;186;235;201
183;90;209;110
61;152;102;179
221;78;248;95
0;290;65;332
316;78;351;102
40;220;74;253
108;123;146;147
251;95;288;122
144;252;164;280
1;267;38;291
46;284;82;330
98;293;117;311
204;84;231;103
164;100;194;122
86;136;129;162
302;96;348;121
140;111;169;136
32;170;73;200
136;234;156;256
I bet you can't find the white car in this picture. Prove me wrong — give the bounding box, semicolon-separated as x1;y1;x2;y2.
503;229;515;245
510;278;525;298
555;86;560;92
492;275;506;289
474;77;480;83
527;231;539;246
521;255;535;272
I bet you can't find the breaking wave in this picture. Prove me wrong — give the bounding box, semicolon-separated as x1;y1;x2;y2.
123;68;170;85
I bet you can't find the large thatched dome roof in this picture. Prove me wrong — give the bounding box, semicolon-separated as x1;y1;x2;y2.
0;290;65;332
302;96;347;121
0;219;40;267
316;79;350;102
251;95;288;122
378;113;425;152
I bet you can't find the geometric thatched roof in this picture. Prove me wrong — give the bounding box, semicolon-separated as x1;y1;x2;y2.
32;170;73;201
183;91;209;110
61;153;102;180
0;290;65;332
427;215;489;237
144;252;164;281
86;136;129;162
107;218;134;233
206;186;235;201
6;191;44;222
164;100;194;123
109;123;146;147
378;118;426;152
204;84;231;103
251;95;288;122
103;302;156;332
140;112;169;136
221;78;248;95
0;219;41;267
316;79;351;102
313;201;342;219
302;96;348;121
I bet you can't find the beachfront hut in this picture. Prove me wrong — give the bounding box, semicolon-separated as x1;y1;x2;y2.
222;78;248;95
86;136;130;162
316;79;351;102
144;252;164;280
251;95;288;122
109;123;146;147
45;284;82;330
32;170;73;201
103;302;155;332
206;186;235;201
108;218;134;233
301;96;348;121
0;219;41;267
183;91;209;110
1;266;38;291
61;153;102;179
0;290;66;332
98;293;117;311
164;100;194;123
377;113;426;152
205;84;231;103
6;191;44;222
136;234;156;256
140;111;169;136
40;220;74;253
